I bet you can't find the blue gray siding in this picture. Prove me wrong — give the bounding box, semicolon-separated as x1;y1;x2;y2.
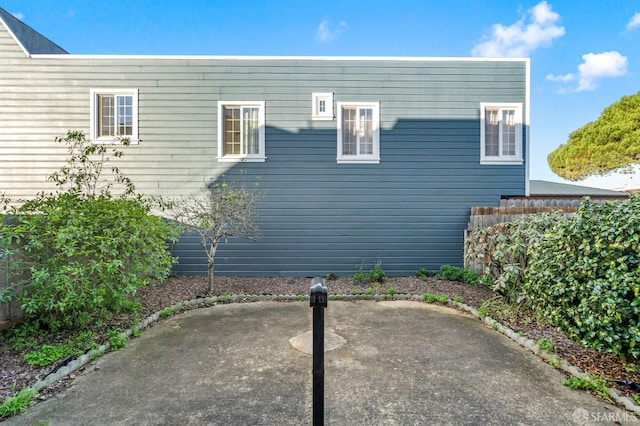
0;15;528;277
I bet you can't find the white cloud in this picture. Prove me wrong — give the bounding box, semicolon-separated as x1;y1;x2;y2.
471;1;565;57
11;12;24;20
545;73;575;83
627;13;640;30
547;51;628;92
315;19;347;43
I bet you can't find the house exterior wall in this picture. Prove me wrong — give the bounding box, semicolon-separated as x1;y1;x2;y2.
0;21;529;277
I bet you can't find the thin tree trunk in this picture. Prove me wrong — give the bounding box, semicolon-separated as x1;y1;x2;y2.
207;260;214;293
206;242;218;293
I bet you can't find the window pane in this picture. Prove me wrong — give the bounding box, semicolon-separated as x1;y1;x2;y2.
485;108;499;156
359;108;373;155
342;107;357;155
117;95;133;136
243;107;259;155
223;106;240;155
98;95;114;137
501;109;516;156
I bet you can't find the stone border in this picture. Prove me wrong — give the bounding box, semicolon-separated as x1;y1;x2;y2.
25;294;640;416
452;301;640;415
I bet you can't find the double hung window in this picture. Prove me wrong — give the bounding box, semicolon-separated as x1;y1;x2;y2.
480;103;523;164
90;89;138;142
217;101;266;162
337;102;380;164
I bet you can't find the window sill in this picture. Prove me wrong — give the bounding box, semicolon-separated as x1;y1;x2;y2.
91;138;140;145
480;158;523;165
218;156;267;163
311;115;334;121
337;157;380;164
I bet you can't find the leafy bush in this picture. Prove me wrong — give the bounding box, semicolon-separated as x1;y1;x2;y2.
369;261;386;283
465;212;565;302
415;268;429;281
439;265;487;286
2;194;177;330
0;131;179;331
524;196;640;359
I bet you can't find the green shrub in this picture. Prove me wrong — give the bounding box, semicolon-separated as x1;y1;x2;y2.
353;260;386;283
524;196;640;359
2;195;177;330
465;212;565;302
0;131;179;330
415;268;429;281
439;265;486;286
108;329;128;351
369;261;386;283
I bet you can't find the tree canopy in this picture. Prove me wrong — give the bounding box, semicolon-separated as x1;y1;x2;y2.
548;91;640;180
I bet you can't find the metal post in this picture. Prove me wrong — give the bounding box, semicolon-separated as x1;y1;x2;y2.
309;277;327;426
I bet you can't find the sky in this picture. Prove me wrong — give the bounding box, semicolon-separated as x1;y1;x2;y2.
4;0;640;190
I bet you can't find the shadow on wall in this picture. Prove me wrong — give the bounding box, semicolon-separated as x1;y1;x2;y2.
171;118;527;277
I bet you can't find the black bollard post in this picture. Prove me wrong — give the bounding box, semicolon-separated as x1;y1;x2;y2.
309;277;327;426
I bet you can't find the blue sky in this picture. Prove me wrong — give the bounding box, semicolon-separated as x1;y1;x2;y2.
5;0;640;190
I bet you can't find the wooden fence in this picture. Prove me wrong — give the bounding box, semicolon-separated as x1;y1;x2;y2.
464;198;585;270
0;250;25;330
466;198;584;230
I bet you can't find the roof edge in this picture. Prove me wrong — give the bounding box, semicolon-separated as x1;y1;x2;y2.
0;7;68;55
30;54;530;62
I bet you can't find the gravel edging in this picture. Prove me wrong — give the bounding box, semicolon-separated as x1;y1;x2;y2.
24;294;640;417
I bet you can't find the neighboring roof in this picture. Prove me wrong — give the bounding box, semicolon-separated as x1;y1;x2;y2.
529;180;628;197
0;7;67;55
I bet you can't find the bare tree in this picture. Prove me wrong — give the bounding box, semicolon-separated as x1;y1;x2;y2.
171;178;262;292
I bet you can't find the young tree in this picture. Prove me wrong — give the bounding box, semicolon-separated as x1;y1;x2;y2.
548;91;640;180
171;178;262;292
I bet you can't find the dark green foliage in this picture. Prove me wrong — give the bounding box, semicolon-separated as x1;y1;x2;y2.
524;196;640;359
465;212;565;302
369;261;386;283
0;131;179;331
415;268;429;281
439;265;487;286
2;194;177;330
548;91;640;180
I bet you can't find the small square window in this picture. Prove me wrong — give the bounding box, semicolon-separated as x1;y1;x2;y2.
312;92;334;120
90;89;138;143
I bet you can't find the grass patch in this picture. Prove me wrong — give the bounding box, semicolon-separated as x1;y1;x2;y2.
563;376;610;400
160;306;175;318
537;338;555;352
421;293;449;304
0;387;37;418
108;330;128;351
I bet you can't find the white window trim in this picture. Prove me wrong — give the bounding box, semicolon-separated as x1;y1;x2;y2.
217;101;266;162
480;102;523;165
336;101;380;164
89;89;139;144
312;92;334;120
